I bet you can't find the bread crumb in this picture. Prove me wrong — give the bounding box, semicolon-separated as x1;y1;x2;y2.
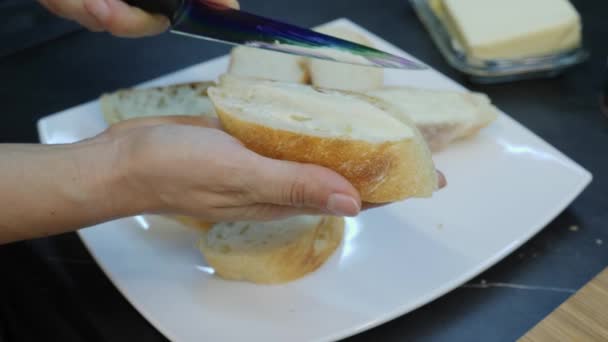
596;239;603;246
569;225;579;232
289;114;312;122
239;224;250;235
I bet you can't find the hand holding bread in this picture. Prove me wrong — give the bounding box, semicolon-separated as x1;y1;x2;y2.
97;115;363;222
98;76;448;284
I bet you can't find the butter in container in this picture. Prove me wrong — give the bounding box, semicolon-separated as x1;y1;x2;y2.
410;0;589;83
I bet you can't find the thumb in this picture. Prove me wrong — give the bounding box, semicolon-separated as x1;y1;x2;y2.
248;157;361;217
85;0;169;37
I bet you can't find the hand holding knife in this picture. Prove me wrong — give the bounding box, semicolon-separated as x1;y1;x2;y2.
121;0;427;69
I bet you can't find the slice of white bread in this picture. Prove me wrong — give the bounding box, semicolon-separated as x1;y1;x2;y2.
100;82;216;125
368;87;499;152
228;46;309;83
307;26;384;91
208;75;438;203
199;216;344;284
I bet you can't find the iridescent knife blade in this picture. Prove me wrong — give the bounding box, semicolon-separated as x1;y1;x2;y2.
124;0;427;69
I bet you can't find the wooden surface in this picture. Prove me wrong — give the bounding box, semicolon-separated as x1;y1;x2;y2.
520;268;608;342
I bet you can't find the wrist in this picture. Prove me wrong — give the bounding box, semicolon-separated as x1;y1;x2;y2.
73;137;152;221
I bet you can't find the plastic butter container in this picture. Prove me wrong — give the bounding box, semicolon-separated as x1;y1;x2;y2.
410;0;589;83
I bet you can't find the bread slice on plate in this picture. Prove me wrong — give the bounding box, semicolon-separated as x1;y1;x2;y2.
368;87;499;152
208;75;438;203
228;46;309;83
307;26;384;91
100;82;216;125
199;216;344;284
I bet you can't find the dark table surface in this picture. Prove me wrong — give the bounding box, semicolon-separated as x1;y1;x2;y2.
1;1;607;341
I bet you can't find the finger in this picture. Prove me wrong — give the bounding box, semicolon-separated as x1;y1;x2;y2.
208;0;240;9
84;0;169;37
437;170;447;189
39;0;104;31
75;11;105;32
107;115;222;133
246;158;361;217
39;0;67;18
39;0;80;19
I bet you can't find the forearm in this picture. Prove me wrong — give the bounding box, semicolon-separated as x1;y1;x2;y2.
0;141;142;244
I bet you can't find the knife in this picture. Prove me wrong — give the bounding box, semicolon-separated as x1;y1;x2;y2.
123;0;427;69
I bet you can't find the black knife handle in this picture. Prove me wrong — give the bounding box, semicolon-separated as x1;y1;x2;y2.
123;0;183;21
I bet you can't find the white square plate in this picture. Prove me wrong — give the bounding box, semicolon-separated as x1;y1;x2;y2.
37;19;591;342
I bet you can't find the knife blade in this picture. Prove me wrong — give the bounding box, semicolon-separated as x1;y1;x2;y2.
123;0;427;69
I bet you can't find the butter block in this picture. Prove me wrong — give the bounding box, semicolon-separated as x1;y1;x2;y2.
442;0;582;60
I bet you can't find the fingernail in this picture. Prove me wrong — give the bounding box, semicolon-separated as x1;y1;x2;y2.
226;0;240;9
437;170;447;189
88;0;110;21
207;0;240;9
327;194;360;217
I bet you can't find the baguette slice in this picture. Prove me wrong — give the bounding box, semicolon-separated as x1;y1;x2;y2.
368;87;499;152
208;75;438;203
307;26;384;91
100;82;216;125
199;216;344;284
228;46;309;83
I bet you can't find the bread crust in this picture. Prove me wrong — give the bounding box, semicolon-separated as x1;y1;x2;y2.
199;216;344;284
